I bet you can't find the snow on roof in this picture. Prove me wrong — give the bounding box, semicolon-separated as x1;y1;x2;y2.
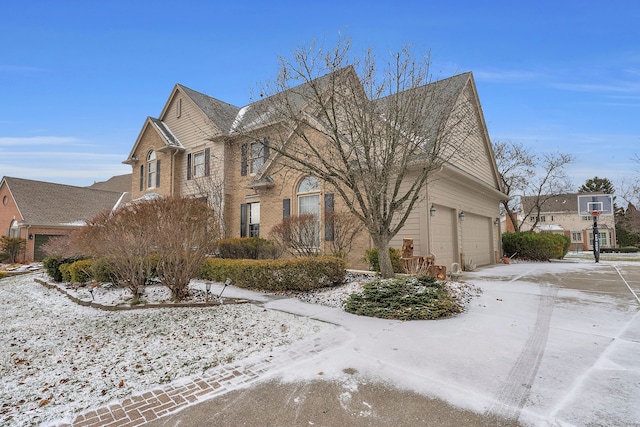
535;224;565;231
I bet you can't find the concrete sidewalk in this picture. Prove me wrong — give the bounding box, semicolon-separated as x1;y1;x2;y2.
62;260;640;426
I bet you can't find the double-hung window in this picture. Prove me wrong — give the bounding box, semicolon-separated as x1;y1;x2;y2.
249;203;260;237
193;151;205;177
187;148;210;180
241;139;269;176
249;142;265;174
147;151;157;189
240;202;260;237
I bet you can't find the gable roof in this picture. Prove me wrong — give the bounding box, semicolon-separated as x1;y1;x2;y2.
88;174;132;193
125;84;240;163
177;84;240;132
373;72;471;120
229;66;361;133
1;176;126;226
521;193;596;214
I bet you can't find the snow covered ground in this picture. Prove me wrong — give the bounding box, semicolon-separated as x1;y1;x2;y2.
0;272;337;426
0;268;477;426
2;260;639;426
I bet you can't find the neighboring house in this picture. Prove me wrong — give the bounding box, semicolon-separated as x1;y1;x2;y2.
88;174;133;193
520;193;617;251
124;68;506;269
0;176;129;261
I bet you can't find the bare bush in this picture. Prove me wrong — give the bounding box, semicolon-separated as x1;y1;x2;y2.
75;197;221;300
40;233;83;259
325;210;364;258
270;214;320;257
152;197;221;300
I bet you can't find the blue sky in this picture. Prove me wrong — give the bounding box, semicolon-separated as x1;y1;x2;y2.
1;0;638;190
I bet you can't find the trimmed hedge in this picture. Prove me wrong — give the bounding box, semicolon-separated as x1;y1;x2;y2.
502;232;570;261
217;237;279;259
601;246;639;253
199;256;346;291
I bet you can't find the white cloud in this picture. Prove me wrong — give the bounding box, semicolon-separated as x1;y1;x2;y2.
472;69;542;83
0;136;84;146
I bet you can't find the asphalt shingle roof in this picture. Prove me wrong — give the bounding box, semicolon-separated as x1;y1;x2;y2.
4;177;126;226
178;84;240;133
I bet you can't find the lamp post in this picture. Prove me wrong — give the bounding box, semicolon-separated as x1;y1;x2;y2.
205;282;211;303
219;278;231;302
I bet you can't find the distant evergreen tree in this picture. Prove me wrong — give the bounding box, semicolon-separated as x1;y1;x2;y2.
579;176;614;194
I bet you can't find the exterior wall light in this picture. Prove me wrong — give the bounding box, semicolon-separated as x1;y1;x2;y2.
494;218;500;226
459;211;465;221
430;204;436;217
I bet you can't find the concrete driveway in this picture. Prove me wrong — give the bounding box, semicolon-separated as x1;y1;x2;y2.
145;260;640;427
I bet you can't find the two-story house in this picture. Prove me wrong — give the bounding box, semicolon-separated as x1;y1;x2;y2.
123;68;506;269
520;193;616;251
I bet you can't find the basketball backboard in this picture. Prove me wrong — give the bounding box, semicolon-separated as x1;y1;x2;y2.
577;194;614;216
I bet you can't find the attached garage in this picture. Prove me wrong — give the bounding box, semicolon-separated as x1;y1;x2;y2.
430;205;457;268
34;234;58;261
461;213;493;267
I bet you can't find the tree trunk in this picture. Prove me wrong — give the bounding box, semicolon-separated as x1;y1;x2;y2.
372;234;394;279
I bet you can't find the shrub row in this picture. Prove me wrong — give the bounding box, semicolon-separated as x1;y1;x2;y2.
600;246;639;253
217;237;279;259
42;255;156;284
42;255;86;282
502;232;570;261
199;256;346;292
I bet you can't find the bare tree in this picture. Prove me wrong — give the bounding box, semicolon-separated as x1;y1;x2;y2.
494;139;574;231
239;38;477;277
614;154;640;244
616;154;640;208
75;197;221;300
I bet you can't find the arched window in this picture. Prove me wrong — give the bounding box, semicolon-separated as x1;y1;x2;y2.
297;176;320;247
9;219;20;238
147;151;157;188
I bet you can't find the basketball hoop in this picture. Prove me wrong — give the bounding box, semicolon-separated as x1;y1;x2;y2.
592;211;600;217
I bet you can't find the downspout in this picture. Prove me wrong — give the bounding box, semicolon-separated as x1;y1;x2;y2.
171;148;179;196
25;224;31;262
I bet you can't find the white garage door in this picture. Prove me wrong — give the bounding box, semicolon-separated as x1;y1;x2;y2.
462;213;491;266
431;206;456;267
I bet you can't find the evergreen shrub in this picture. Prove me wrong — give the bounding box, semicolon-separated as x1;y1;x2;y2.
217;237;279;259
59;263;72;282
344;275;461;320
91;258;118;283
43;255;84;282
502;232;570;261
68;259;94;283
199;256;346;291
